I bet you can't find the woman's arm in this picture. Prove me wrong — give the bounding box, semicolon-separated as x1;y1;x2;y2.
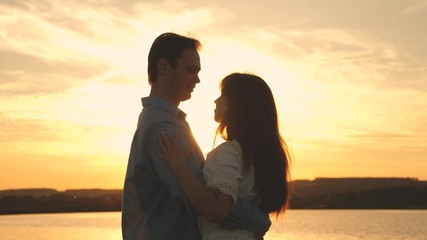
159;132;234;223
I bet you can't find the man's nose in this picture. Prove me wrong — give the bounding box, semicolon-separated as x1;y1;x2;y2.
194;75;200;83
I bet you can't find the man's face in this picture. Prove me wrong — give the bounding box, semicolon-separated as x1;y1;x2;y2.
169;49;201;102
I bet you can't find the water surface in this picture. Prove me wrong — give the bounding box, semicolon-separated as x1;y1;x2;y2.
1;210;426;240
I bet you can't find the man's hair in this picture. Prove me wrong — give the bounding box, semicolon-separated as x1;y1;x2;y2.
147;32;201;84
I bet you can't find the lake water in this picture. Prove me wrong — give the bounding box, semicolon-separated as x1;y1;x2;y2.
0;210;426;240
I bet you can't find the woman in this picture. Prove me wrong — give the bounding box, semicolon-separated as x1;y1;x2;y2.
160;73;291;239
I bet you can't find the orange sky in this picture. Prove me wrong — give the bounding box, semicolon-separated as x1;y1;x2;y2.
1;0;427;190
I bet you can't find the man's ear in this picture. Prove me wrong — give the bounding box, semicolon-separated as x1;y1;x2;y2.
157;58;169;75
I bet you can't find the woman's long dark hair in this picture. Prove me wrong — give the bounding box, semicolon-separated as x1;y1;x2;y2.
216;73;291;214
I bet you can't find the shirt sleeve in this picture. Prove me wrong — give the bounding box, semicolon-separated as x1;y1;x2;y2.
150;129;185;196
147;125;203;211
203;141;243;203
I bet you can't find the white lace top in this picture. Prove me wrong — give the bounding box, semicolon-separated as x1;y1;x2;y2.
199;140;259;240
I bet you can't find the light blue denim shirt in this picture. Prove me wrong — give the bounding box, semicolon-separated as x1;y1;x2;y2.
122;97;270;240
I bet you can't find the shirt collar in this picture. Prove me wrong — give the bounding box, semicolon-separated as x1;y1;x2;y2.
141;96;187;120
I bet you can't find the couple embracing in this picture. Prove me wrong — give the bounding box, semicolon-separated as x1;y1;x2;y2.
121;32;291;240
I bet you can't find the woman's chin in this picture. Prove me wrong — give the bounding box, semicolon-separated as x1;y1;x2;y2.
214;115;222;123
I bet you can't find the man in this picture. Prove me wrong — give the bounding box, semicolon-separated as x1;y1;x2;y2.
122;32;270;240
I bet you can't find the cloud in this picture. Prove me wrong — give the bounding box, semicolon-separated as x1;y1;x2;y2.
247;27;427;93
0;110;132;156
400;0;427;16
0;50;110;95
350;132;422;139
0;0;232;97
0;112;62;143
197;1;427;94
1;1;132;62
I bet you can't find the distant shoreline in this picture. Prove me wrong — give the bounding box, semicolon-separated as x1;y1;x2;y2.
1;178;426;215
0;209;122;216
3;209;427;217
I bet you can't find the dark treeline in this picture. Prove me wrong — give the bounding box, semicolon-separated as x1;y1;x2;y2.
1;178;426;214
0;189;122;214
290;177;427;209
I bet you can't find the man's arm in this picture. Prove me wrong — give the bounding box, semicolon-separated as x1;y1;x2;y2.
221;198;271;238
159;133;271;236
149;127;202;212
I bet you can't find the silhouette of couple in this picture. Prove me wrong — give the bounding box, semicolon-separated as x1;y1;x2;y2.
121;32;291;240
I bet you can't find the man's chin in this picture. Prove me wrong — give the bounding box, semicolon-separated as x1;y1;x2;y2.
181;93;192;102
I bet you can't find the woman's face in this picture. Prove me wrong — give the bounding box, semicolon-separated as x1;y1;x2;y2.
214;93;228;123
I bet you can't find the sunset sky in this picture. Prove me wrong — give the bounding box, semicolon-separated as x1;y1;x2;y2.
1;0;426;190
